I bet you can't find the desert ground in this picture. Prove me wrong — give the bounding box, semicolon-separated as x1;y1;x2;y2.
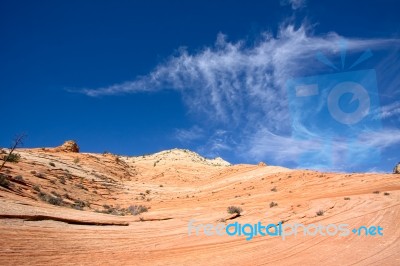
0;141;399;265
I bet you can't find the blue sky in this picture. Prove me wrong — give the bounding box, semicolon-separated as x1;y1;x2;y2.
1;0;399;172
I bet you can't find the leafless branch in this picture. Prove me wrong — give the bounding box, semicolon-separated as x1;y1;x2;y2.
0;133;27;172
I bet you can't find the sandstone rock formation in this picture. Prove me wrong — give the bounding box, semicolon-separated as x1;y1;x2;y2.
394;162;400;174
0;146;399;265
55;140;79;153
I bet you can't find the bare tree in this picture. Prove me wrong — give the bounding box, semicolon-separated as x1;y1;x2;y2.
0;133;26;172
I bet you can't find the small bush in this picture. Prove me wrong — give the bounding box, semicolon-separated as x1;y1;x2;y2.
373;191;380;194
72;199;86;210
34;172;46;178
384;192;390;196
47;196;63;206
3;153;21;163
227;206;242;215
128;205;148;215
269;201;278;208
33;185;41;192
59;176;66;184
73;158;80;164
316;210;324;216
38;192;63;206
145;189;151;194
109;208;125;216
344;197;351;200
14;175;24;182
38;192;47;200
49;162;55;167
271;187;277;192
0;174;10;188
159;184;163;187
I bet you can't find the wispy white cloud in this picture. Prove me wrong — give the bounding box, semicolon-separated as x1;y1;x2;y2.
175;126;204;143
358;128;400;148
79;23;400;170
196;129;235;158
244;126;400;171
81;25;396;124
371;101;400;120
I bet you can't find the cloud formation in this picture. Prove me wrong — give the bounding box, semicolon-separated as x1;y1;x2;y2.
80;24;400;171
245;124;400;171
175;126;204;143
